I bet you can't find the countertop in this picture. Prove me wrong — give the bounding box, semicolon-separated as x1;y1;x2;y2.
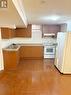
3;43;44;51
3;42;57;51
17;43;43;46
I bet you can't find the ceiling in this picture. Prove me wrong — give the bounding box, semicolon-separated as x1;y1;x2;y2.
1;0;71;27
0;0;26;28
23;0;71;24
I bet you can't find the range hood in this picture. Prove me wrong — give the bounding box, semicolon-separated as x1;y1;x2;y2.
43;33;55;37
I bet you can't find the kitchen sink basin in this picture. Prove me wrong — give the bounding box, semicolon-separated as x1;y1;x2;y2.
4;44;20;51
7;44;18;49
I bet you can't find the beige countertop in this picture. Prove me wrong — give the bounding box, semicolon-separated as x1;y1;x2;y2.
3;42;57;51
3;43;43;51
17;44;43;46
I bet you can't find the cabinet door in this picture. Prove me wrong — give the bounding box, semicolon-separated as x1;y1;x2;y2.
9;29;15;38
15;24;31;37
31;46;43;58
1;28;10;39
1;28;15;39
3;50;19;70
20;46;43;59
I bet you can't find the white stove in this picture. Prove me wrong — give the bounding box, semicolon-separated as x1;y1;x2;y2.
43;39;56;58
44;45;55;58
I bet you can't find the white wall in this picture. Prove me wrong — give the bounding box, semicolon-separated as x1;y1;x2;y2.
67;22;71;31
12;38;43;44
60;24;67;32
11;32;43;44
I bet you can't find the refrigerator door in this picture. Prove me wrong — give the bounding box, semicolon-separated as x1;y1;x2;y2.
56;32;67;72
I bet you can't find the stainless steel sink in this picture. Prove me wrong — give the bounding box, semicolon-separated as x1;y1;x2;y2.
7;44;18;49
4;44;20;51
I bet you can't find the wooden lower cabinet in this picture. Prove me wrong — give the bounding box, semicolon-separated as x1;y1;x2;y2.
3;45;43;70
3;50;20;70
20;46;44;59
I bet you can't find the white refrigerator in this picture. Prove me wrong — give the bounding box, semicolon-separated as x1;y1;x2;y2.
55;32;71;74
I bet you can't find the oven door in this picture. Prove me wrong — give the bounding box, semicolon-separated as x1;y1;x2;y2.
44;46;55;55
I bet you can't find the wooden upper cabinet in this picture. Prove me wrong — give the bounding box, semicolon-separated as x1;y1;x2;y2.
1;28;15;39
10;29;15;38
15;24;32;37
42;25;61;37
